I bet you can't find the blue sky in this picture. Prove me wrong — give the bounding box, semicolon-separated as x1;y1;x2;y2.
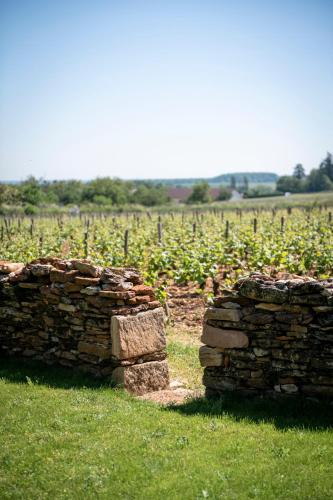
1;0;332;180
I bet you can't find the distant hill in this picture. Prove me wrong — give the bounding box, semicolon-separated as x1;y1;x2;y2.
1;172;278;187
139;172;278;187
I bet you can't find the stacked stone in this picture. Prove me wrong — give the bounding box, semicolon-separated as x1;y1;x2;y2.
0;258;169;394
200;274;333;399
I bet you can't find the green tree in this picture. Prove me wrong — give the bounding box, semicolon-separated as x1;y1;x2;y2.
45;180;84;204
186;182;211;204
276;176;304;193
20;176;44;205
293;164;305;179
83;178;130;205
306;169;333;192
319;152;333;182
216;185;232;201
132;183;170;206
0;183;20;204
230;176;236;190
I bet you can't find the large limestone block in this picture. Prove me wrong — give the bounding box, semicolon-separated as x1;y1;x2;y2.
111;307;166;360
201;324;249;349
111;360;169;394
204;307;241;322
199;346;223;367
0;261;24;274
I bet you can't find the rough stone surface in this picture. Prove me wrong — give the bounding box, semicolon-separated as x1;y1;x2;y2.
111;308;166;359
71;260;102;277
201;325;249;349
0;258;168;394
255;303;284;312
199;346;223;367
111;360;169;395
201;274;333;400
204;307;241;322
0;261;24;274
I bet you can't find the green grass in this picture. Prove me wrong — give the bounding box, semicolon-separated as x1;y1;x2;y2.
167;339;203;389
1;356;333;500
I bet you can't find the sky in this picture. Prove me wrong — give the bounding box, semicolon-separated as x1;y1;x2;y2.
0;0;332;181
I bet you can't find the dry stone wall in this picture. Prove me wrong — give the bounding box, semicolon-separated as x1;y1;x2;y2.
0;259;169;395
200;274;333;399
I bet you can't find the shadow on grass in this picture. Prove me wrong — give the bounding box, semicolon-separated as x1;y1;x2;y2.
2;356;332;430
166;393;333;431
0;356;112;390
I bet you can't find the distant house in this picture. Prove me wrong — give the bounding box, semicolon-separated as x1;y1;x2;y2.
167;186;221;203
231;190;243;200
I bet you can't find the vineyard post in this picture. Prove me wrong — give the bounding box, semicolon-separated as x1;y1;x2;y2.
0;225;3;242
225;220;229;239
280;216;285;233
192;222;196;236
39;234;43;255
84;231;88;258
30;219;34;237
329;212;332;223
287;207;292;215
157;222;162;244
253;218;257;234
4;218;10;238
124;229;129;258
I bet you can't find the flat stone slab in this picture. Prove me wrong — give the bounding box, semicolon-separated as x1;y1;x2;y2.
112;360;169;395
204;307;241;322
0;261;24;274
199;345;223;366
201;325;249;348
111;307;166;360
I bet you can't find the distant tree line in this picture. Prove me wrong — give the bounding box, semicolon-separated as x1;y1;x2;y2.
0;177;170;212
1;153;331;212
276;153;333;194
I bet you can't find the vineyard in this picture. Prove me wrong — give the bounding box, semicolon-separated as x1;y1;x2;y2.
2;205;333;293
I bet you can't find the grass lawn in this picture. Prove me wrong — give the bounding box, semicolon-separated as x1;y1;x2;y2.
1;337;333;500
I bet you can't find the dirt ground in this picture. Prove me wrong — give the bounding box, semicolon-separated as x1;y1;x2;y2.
165;282;207;333
139;282;207;405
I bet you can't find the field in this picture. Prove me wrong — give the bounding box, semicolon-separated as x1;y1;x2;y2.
0;195;333;285
1;346;333;500
1;193;333;499
2;192;333;293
